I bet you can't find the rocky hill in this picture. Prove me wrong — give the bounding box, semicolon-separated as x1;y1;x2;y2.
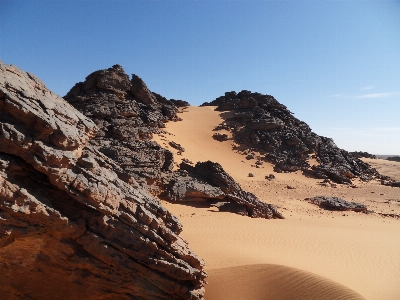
202;90;382;184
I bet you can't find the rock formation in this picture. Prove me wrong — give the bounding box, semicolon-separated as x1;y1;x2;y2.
386;156;400;162
307;196;367;212
349;151;376;159
0;61;205;299
64;66;284;219
162;161;284;219
202;90;381;184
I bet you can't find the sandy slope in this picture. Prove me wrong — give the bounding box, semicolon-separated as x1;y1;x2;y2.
153;106;400;300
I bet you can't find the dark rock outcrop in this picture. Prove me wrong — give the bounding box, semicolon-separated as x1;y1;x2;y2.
0;61;205;299
169;141;185;153
307;196;367;212
202;90;381;184
162;161;284;219
170;99;190;107
381;179;400;188
386;156;400;162
349;151;376;159
212;133;229;141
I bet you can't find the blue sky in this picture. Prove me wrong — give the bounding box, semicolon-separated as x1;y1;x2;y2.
1;0;400;154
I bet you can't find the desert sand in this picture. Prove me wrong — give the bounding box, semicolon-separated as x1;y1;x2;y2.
153;106;400;300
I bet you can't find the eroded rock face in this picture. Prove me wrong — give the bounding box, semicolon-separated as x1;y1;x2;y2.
202;90;381;184
0;61;205;299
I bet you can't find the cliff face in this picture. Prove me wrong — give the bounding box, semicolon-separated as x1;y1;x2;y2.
202;90;380;184
0;61;206;300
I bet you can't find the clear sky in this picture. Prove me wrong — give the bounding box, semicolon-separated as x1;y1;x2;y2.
1;0;400;155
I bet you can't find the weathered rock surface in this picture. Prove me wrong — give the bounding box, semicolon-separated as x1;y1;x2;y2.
307;196;367;212
202;90;381;184
162;161;284;219
0;61;205;299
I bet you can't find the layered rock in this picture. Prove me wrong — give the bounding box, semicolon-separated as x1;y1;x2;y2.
0;61;205;299
202;90;381;184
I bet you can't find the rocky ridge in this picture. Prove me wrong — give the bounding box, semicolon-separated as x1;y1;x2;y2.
0;61;205;299
201;91;383;184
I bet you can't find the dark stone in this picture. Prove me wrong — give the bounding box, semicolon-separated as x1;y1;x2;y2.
171;161;283;219
386;156;400;162
170;99;190;107
381;180;400;188
265;174;275;180
307;196;367;212
212;133;229;141
169;141;185;152
350;151;376;159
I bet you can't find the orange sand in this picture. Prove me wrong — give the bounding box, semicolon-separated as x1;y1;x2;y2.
153;106;400;300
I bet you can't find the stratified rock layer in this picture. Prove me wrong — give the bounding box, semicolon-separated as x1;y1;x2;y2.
0;61;205;299
202;90;380;184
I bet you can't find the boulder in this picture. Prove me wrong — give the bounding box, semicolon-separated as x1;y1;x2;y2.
212;133;229;141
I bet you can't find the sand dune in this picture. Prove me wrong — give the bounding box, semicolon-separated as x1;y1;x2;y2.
154;106;400;300
206;264;365;300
